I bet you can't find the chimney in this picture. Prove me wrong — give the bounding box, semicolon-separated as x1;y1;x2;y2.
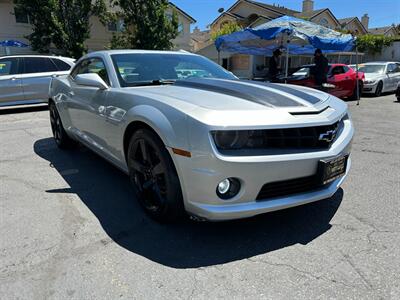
361;13;369;29
302;0;314;13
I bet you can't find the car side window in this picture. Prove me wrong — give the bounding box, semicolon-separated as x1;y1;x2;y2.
387;64;398;73
51;58;72;71
73;58;110;85
342;66;350;73
331;66;345;75
23;57;59;74
0;58;19;76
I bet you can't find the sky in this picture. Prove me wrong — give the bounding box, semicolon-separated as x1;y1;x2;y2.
172;0;400;31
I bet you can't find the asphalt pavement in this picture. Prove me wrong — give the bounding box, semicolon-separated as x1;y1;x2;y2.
0;95;399;299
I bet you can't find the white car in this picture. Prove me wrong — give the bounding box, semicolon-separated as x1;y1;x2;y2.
49;50;353;222
0;55;75;107
355;62;400;97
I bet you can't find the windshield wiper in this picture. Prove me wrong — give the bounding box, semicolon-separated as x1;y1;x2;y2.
130;79;176;87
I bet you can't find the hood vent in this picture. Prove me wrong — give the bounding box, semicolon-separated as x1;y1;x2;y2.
290;106;330;116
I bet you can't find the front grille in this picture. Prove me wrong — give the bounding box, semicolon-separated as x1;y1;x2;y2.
256;175;324;201
249;121;340;150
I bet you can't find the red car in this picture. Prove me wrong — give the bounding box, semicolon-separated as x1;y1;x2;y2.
286;64;365;99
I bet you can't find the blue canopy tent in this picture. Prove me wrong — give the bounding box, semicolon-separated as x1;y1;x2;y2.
0;40;29;55
215;16;356;80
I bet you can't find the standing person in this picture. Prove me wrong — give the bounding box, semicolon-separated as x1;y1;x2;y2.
313;48;329;86
268;49;281;82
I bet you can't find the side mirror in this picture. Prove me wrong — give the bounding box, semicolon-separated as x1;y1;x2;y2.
75;73;108;90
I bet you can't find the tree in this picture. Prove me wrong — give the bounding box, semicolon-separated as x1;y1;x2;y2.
211;22;242;41
356;34;394;54
109;0;179;50
13;0;108;58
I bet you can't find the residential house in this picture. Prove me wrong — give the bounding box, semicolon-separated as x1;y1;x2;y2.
0;0;196;56
368;26;398;37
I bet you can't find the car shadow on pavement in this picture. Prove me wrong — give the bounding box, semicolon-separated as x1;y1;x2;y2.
0;104;48;115
34;137;343;269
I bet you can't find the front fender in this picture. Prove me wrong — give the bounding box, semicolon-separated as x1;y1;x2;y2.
123;105;189;150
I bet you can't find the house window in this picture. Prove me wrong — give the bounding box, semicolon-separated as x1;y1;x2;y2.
319;18;329;27
108;20;124;32
14;7;29;24
178;22;184;34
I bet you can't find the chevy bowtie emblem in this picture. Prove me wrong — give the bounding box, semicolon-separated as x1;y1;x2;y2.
319;129;338;143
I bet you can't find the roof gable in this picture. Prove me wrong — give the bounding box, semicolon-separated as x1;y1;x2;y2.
169;2;196;23
296;8;340;27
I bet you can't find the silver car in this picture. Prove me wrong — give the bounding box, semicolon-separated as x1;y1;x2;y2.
49;50;354;222
0;55;74;107
356;62;400;96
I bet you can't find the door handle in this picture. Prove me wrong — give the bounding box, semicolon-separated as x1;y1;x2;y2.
10;77;17;81
52;74;59;78
67;91;74;97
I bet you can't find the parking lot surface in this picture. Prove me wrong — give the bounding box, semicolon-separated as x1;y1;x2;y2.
1;95;399;299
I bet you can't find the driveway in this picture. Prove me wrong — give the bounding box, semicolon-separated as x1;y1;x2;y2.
0;95;399;299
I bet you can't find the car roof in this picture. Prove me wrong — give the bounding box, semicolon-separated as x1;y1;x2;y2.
86;49;196;56
360;61;399;65
0;55;75;62
300;63;345;68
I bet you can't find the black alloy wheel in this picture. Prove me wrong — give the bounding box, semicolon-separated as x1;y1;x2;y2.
127;128;184;222
49;102;76;149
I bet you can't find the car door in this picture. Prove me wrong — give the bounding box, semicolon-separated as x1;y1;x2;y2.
386;63;400;91
0;57;24;105
21;57;62;103
67;57;111;151
330;66;352;97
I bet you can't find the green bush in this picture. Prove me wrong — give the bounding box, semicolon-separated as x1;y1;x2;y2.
211;22;242;41
356;34;394;54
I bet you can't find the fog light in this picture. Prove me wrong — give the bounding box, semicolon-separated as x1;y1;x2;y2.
216;178;241;200
217;179;231;194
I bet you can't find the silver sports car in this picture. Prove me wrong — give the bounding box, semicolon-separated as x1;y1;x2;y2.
49;50;354;222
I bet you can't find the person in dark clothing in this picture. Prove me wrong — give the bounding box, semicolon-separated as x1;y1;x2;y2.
268;49;281;82
313;48;329;86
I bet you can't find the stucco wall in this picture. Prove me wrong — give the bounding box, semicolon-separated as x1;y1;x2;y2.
0;0;193;56
0;1;32;45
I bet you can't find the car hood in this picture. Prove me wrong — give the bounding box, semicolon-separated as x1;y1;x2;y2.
364;73;385;81
130;78;330;110
123;78;345;127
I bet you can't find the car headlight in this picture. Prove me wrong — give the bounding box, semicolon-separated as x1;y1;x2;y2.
364;80;376;85
212;130;249;150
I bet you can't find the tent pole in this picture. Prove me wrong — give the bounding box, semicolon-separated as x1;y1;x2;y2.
285;35;290;84
356;40;360;105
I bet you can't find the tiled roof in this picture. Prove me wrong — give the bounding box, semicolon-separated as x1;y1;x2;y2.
247;0;299;15
369;26;394;35
295;8;326;19
338;17;356;25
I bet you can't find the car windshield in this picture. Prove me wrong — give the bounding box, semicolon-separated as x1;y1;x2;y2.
358;64;385;74
111;53;237;87
292;67;310;76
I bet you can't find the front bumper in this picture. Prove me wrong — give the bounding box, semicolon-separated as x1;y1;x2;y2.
363;82;378;93
189;161;350;221
171;118;354;221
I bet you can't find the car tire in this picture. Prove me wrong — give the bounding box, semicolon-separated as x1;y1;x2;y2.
374;81;383;97
127;128;185;222
49;101;76;149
